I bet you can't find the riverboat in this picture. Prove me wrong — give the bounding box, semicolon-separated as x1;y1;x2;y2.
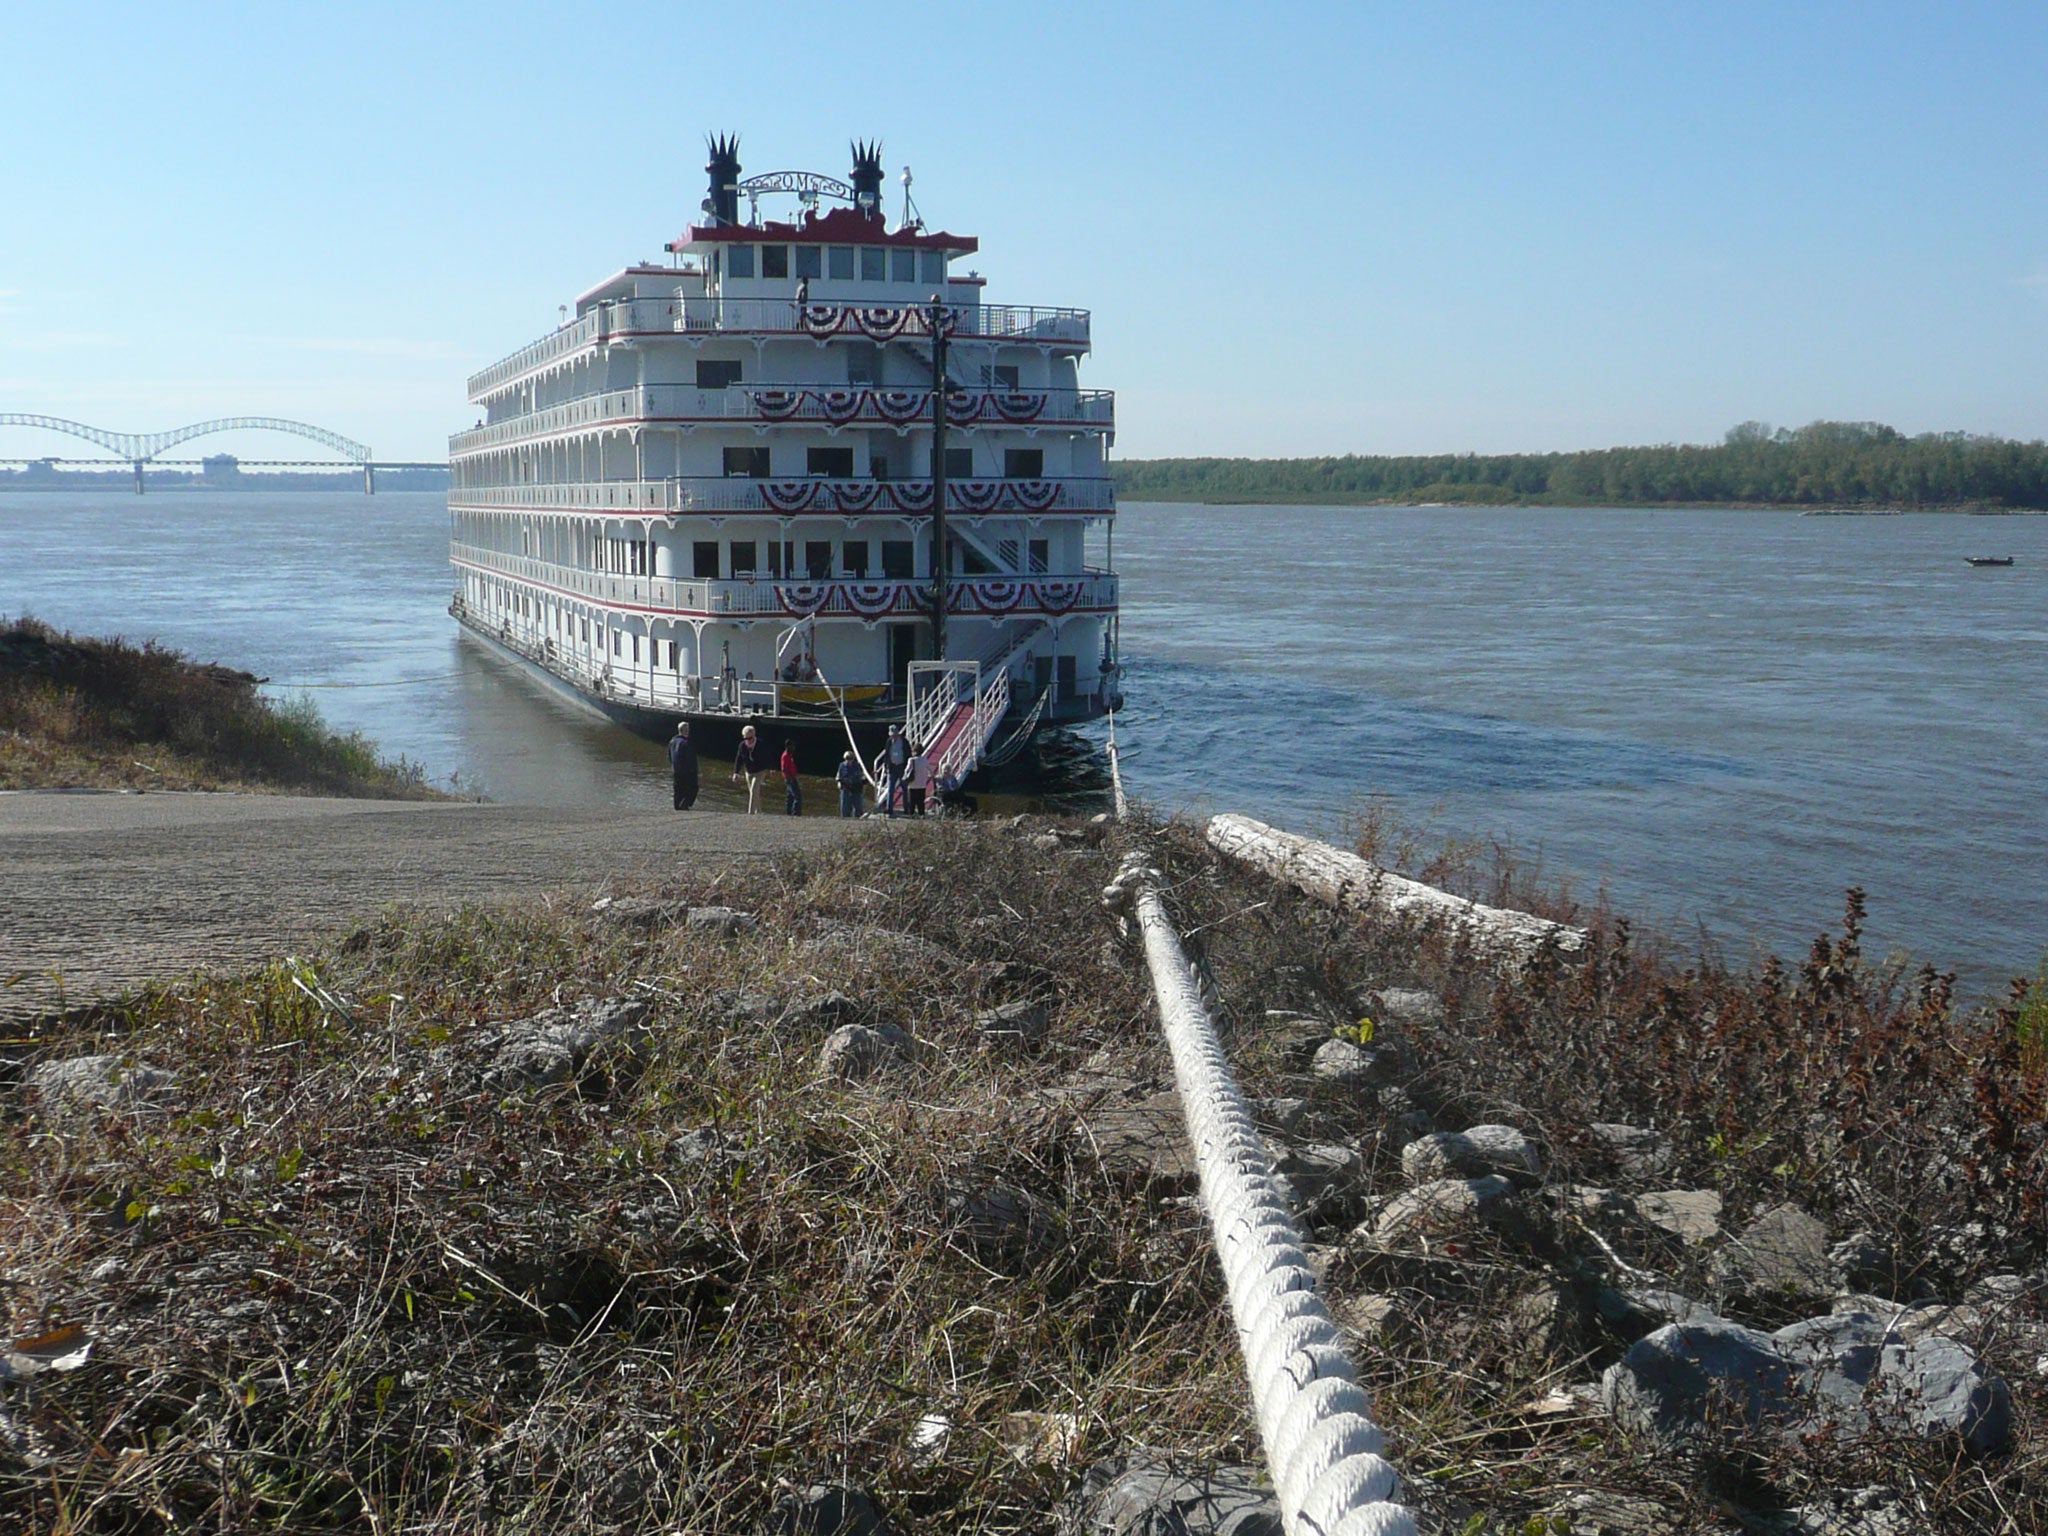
448;136;1121;776
1964;556;2015;567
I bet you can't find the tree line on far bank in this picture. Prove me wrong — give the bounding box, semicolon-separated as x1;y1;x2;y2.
1112;421;2048;509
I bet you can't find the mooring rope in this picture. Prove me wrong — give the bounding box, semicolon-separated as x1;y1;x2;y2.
1099;737;1414;1534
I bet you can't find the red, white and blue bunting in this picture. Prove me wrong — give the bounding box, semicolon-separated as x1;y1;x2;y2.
1032;578;1084;614
745;387;1049;427
751;479;1066;515
768;577;1100;619
773;582;832;616
794;303;959;342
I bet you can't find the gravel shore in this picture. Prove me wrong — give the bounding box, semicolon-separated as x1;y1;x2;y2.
0;790;852;1023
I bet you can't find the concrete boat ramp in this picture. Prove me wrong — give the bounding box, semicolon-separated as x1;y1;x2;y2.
1;790;848;1025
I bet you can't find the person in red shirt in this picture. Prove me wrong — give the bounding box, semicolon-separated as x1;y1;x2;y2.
780;741;802;816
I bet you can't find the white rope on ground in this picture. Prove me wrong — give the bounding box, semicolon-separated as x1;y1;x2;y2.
1098;719;1413;1534
1103;853;1416;1536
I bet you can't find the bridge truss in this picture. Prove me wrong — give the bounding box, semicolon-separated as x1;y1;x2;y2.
0;414;372;464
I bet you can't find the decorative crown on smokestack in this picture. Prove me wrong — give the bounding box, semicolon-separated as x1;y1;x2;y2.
850;139;885;220
704;133;741;226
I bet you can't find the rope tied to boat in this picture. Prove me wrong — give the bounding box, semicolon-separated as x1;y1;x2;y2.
1099;732;1414;1534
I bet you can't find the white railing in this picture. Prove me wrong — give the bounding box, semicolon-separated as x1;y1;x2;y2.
468;298;1092;400
449;543;1118;620
448;475;1116;515
449;385;1115;456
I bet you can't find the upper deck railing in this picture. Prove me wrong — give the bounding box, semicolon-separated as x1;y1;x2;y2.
467;297;1092;399
449;541;1117;621
449;474;1114;516
448;384;1113;456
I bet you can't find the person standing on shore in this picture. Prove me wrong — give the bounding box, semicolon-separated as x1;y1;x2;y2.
732;724;766;814
780;740;802;816
667;721;697;810
903;744;931;817
836;749;864;817
875;723;910;817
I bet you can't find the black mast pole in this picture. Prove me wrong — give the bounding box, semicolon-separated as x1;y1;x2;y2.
928;293;949;662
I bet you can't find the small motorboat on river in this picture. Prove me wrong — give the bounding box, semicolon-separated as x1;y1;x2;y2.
1964;556;2016;567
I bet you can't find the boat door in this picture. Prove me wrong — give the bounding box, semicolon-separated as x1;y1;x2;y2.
888;623;918;701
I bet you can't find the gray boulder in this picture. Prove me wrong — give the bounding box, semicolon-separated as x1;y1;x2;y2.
1367;1174;1518;1247
1372;987;1444;1027
1588;1122;1673;1182
685;905;758;935
816;1024;913;1082
1633;1189;1722;1245
1601;1310;2012;1453
975;997;1048;1049
1712;1203;1834;1302
24;1055;176;1116
1057;1449;1281;1536
769;1482;895;1535
1401;1124;1542;1184
1309;1037;1389;1088
480;997;650;1092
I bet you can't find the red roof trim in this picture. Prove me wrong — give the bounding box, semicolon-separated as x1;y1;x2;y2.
668;205;977;255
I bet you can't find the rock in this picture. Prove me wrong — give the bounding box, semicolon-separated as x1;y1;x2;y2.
816;1024;913;1082
974;998;1048;1049
595;895;681;929
665;1126;745;1172
1600;1319;1795;1444
1331;1292;1400;1342
1965;1271;2047;1307
1250;1097;1307;1137
1712;1203;1834;1302
786;991;861;1032
1371;987;1444;1027
1400;1124;1542;1184
1771;1485;1915;1536
1632;1189;1722;1245
769;1482;895;1536
1309;1038;1388;1088
1267;1141;1363;1219
946;1180;1056;1260
1057;1448;1281;1536
1505;1283;1586;1359
1827;1230;1892;1294
24;1055;177;1116
1030;832;1064;853
1601;1310;2013;1454
799;925;957;975
1367;1174;1518;1247
721;988;782;1024
685;905;757;935
480;997;651;1092
1588;1122;1673;1182
1077;1091;1197;1186
1546;1489;1686;1535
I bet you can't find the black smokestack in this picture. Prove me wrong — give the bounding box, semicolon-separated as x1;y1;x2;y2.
850;138;884;220
705;133;741;226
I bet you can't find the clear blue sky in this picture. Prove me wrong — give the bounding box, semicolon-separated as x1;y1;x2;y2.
3;1;2045;464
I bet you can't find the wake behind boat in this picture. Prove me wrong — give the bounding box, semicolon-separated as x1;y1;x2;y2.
448;135;1122;778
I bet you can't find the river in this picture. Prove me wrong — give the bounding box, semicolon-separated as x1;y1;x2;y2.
3;489;2042;994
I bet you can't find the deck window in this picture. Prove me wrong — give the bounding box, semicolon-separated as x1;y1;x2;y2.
891;248;915;282
1004;448;1044;479
804;541;832;579
842;540;869;577
729;540;757;576
881;540;914;579
828;246;854;279
697;358;742;389
919;250;945;284
807;446;854;478
994;364;1020;389
1028;537;1049;573
794;245;822;279
859;247;886;281
944;448;973;479
693;542;719;578
723;446;770;478
760;245;789;278
727;245;755;279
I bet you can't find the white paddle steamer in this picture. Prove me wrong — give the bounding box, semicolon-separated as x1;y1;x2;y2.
448;136;1119;775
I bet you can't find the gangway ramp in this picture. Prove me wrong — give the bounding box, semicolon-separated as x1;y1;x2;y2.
905;660;1012;784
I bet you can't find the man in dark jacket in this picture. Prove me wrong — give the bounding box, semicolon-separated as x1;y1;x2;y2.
667;721;698;809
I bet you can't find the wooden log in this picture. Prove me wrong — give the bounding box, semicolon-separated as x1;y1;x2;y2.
1205;813;1587;965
